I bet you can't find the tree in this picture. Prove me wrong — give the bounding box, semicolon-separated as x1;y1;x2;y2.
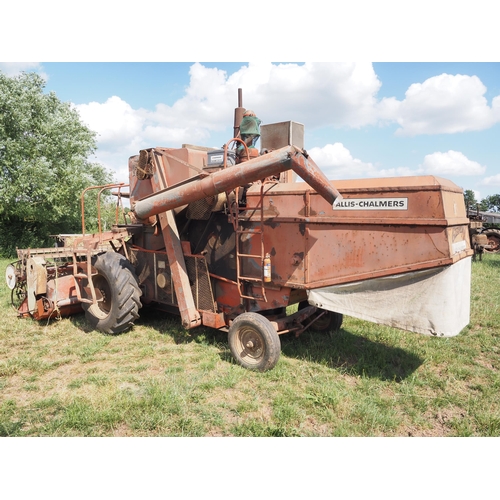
0;71;113;256
463;189;477;210
480;194;500;213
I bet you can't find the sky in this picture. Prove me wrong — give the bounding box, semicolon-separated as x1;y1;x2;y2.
1;61;499;203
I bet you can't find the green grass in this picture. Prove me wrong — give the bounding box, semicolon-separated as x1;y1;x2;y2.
1;254;500;436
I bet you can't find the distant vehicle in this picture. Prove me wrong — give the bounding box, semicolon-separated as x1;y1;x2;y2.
467;205;500;259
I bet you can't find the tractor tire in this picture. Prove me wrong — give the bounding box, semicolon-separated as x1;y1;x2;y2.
299;301;343;333
82;252;142;334
228;312;281;372
483;228;500;253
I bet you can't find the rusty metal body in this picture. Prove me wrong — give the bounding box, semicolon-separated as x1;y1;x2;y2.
242;176;470;288
7;92;473;370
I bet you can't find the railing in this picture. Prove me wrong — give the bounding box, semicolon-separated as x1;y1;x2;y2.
80;183;129;237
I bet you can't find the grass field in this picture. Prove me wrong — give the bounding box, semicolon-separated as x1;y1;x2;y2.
1;254;499;437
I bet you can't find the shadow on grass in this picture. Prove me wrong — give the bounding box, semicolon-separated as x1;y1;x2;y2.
66;307;215;345
279;328;423;382
139;311;422;381
133;307;225;344
71;308;422;381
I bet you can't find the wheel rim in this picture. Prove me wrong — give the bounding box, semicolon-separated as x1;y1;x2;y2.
313;311;332;331
89;275;112;319
234;326;266;367
485;234;500;253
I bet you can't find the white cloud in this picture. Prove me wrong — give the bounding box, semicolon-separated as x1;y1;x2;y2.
76;97;145;148
387;74;498;136
236;62;382;128
308;145;488;183
308;143;379;180
145;62;383;131
480;174;500;187
76;95;216;150
421;150;486;176
377;166;421;177
150;63;234;131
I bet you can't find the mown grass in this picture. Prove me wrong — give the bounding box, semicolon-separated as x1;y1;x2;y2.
1;254;499;436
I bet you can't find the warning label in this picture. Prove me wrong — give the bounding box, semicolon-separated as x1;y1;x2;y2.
334;198;408;210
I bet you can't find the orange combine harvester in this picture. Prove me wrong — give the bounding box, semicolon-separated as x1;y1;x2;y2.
6;90;473;371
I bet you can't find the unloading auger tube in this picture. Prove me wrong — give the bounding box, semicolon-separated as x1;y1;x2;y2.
131;145;342;220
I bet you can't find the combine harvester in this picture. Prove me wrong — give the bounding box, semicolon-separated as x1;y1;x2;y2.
6;90;473;371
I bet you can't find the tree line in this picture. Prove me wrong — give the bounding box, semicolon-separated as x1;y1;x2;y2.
464;190;500;213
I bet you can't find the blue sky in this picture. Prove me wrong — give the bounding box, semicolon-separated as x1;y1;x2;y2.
1;61;499;202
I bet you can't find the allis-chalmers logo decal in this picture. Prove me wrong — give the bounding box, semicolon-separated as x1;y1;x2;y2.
335;198;409;210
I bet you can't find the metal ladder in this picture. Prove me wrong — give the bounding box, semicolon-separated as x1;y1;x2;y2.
233;182;268;303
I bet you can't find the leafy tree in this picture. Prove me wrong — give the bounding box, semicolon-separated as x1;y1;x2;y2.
463;189;477;209
480;194;500;213
0;71;113;256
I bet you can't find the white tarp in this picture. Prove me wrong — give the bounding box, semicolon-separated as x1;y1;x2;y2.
307;256;471;337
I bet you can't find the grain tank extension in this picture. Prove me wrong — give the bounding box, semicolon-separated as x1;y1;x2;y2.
6;91;473;371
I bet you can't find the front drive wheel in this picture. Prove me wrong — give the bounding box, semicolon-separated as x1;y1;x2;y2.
82;252;142;334
228;312;281;372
